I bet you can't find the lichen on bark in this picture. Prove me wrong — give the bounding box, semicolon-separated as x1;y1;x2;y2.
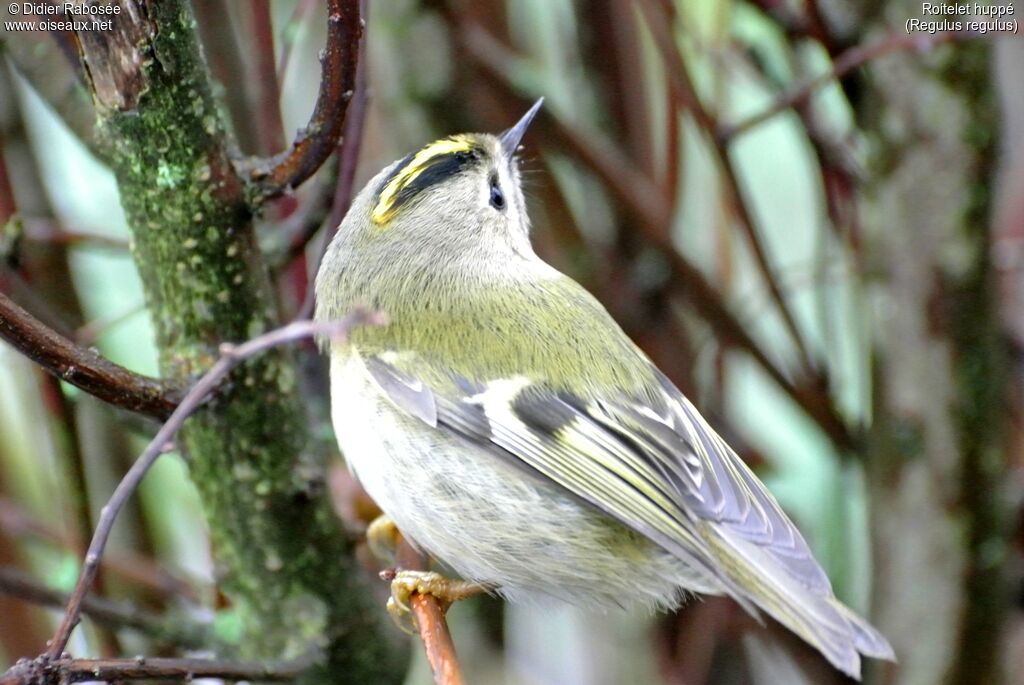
77;1;404;681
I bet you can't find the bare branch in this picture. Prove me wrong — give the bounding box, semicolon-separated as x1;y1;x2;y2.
248;0;287;155
0;567;211;650
297;0;371;321
393;536;465;685
722;29;983;140
410;594;465;685
1;653;315;685
0;292;182;419
45;311;384;661
1;134;177;419
243;0;362;202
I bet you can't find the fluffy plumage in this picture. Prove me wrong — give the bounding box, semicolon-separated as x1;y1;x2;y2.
315;124;894;679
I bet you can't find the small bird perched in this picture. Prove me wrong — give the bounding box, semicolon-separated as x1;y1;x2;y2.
315;100;894;679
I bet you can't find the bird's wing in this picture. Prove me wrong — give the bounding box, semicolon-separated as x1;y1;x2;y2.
362;352;893;678
363;353;828;594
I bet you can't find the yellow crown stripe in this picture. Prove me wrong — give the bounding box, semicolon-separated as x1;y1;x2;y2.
371;137;475;224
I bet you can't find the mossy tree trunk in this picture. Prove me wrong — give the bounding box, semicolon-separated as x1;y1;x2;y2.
75;2;404;682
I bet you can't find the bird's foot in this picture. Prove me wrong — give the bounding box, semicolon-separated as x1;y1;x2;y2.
366;515;403;563
381;569;488;634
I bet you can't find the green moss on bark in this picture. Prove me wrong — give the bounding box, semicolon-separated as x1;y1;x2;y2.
90;2;404;681
943;39;1010;685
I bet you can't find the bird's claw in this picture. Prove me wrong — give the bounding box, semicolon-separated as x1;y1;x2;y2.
382;570;486;634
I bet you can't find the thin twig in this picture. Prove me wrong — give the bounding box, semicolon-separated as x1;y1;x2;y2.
0;292;182;419
297;0;371;321
1;653;316;685
324;5;369;244
0;567;211;650
394;537;465;685
243;0;362;202
44;311;383;661
249;0;286;155
722;29;981;140
410;594;465;685
36;367;124;653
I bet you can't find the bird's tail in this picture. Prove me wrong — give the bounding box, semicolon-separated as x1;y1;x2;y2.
707;527;895;680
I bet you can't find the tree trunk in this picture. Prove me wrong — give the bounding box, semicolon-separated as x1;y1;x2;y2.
859;5;1009;684
75;2;404;681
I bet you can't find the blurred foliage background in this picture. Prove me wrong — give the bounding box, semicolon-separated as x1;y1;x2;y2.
0;1;1022;683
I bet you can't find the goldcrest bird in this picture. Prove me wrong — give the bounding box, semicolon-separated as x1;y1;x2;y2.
314;99;894;679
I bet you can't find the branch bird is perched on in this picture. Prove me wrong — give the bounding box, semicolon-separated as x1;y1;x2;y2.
315;100;894;679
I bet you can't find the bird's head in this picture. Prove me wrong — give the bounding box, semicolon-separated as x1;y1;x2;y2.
316;99;545;321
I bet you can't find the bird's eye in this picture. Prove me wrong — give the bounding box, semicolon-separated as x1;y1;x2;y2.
489;177;506;211
454;151;470;164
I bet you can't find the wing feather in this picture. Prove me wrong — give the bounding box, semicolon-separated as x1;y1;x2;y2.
362;351;892;676
365;355;834;593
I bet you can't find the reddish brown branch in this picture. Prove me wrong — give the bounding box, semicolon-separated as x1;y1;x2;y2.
44;312;382;661
410;594;465;685
249;0;286;155
1;68;158;439
0;292;181;419
243;0;362;201
0;654;314;685
297;0;371;320
722;29;982;140
393;538;465;685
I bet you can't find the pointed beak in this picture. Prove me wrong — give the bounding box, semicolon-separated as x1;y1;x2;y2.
499;97;544;157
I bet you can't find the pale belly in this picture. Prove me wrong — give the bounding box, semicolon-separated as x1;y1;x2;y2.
330;350;719;610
